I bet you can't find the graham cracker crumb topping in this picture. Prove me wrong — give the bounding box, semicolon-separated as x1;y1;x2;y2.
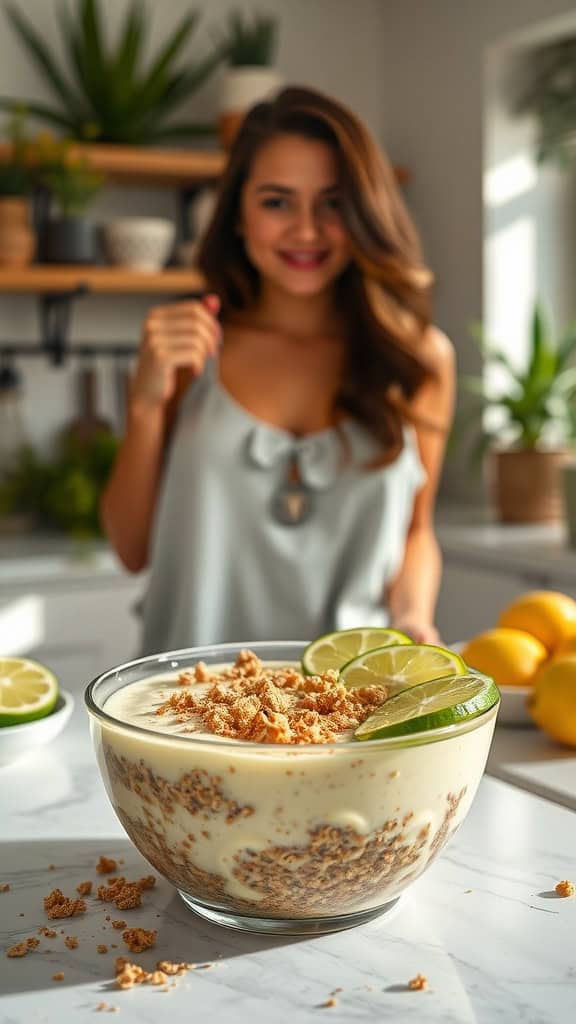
156;651;387;744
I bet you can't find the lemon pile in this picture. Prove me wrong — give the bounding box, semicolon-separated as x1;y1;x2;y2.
460;590;576;746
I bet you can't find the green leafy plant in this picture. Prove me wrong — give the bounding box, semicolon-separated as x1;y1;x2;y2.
515;35;576;164
0;106;36;195
0;0;224;144
218;10;278;67
456;305;576;459
36;135;103;215
0;430;119;537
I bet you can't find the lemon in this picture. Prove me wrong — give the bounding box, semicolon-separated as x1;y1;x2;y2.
553;633;576;660
340;643;466;693
354;672;500;741
497;591;576;653
301;627;412;676
0;657;59;727
460;628;547;688
528;654;576;747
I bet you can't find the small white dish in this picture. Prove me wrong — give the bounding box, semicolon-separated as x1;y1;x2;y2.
0;690;74;768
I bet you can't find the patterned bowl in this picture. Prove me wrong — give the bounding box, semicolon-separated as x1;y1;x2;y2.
102;217;175;271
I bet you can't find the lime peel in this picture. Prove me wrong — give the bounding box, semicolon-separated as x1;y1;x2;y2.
354;672;500;741
0;658;59;727
301;627;412;676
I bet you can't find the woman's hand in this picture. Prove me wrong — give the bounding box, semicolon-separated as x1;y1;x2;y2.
131;293;221;409
391;620;440;645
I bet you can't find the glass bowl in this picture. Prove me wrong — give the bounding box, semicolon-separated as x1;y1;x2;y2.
85;641;499;935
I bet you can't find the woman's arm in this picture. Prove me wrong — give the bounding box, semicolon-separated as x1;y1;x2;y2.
387;327;456;643
101;296;221;573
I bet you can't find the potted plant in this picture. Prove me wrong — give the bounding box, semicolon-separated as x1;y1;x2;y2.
0;0;223;144
457;305;576;523
515;35;576;164
216;10;281;149
35;135;104;263
0;107;36;267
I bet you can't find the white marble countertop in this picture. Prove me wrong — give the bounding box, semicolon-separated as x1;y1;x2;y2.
0;534;130;586
488;724;576;812
2;700;576;1023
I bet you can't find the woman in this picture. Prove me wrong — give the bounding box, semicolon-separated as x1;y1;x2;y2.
102;86;455;654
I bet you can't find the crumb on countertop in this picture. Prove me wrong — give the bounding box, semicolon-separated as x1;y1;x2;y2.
114;958;193;989
555;880;576;897
76;881;93;896
97;944;108;954
408;973;428;991
6;937;40;958
52;972;65;982
96;856;118;875
0;884;10;893
122;928;157;953
64;936;79;950
43;889;86;920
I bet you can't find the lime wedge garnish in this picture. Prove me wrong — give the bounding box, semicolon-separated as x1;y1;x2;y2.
340;643;467;692
354;672;500;741
0;658;59;727
301;627;412;676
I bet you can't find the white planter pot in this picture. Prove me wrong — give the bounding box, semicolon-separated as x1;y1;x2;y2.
218;67;283;116
218;67;283;148
102;217;175;271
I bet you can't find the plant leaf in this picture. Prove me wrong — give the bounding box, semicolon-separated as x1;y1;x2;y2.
113;0;145;89
0;95;76;131
3;1;79;113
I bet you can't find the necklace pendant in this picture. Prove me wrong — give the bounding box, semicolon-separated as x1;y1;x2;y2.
270;479;314;526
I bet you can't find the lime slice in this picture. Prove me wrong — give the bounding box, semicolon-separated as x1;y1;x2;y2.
0;658;59;727
354;672;500;741
340;643;467;693
301;627;412;675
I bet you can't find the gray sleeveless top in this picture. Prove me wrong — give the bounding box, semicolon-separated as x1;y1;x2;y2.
141;364;425;654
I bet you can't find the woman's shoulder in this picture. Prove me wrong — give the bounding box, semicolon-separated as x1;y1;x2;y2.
422;325;455;375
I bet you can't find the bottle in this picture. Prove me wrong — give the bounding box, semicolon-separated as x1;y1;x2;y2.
0;364;28;478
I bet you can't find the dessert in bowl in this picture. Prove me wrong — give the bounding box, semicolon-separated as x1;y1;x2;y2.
85;641;499;935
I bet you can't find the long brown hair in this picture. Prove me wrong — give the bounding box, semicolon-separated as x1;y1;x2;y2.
199;85;436;464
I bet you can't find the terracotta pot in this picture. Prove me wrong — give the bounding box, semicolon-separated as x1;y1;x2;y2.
217;67;282;149
489;447;570;524
0;197;36;267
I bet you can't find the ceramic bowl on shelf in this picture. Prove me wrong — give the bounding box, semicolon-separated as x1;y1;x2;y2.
85;641;499;936
102;216;175;271
0;690;74;768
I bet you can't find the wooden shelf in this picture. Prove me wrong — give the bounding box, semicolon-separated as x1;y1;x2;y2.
0;142;407;187
0;142;226;187
0;266;206;294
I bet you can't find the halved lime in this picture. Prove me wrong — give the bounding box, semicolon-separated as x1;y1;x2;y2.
340;643;467;693
354;672;500;741
0;658;59;727
301;627;412;676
